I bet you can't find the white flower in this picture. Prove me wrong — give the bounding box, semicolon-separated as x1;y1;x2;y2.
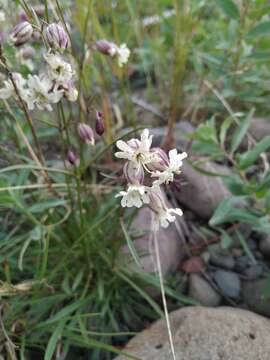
116;43;130;67
44;52;74;85
0;73;28;100
157;208;183;228
149;187;183;229
115;129;155;167
115;184;150;208
152;149;187;185
26;75;63;111
62;82;78;102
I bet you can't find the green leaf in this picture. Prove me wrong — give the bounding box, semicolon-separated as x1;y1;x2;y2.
29;199;67;213
238;135;270;169
220;230;233;249
219;116;233;147
209;197;259;226
230;108;254;154
247;21;270;38
216;0;240;19
120;219;141;267
45;320;66;360
236;230;256;264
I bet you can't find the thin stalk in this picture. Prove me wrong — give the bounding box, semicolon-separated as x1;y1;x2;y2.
56;103;74;208
151;218;176;360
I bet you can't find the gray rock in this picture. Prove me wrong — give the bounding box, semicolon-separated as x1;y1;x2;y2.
235;255;253;273
232;248;243;258
115;307;270;360
243;264;263;280
210;249;235;270
121;206;185;277
214;270;241;298
249;117;270;142
259;236;270;257
150;121;195;150
175;161;231;219
188;274;221;307
243;279;270;317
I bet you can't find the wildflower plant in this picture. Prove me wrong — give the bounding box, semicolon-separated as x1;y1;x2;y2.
0;2;191;359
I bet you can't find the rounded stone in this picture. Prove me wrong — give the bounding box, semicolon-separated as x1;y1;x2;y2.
188;274;221;307
115;307;270;360
213;270;241;298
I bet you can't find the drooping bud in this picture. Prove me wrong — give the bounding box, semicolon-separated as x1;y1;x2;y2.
20;46;35;59
45;23;69;51
67;150;79;166
33;5;45;17
123;162;144;185
95;111;105;136
147;147;169;172
95;39;117;56
78;123;95;146
10;21;33;46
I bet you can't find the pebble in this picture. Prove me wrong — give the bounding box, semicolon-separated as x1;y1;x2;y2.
243;264;263;280
234;255;253;273
182;257;205;274
188;274;221;307
232;248;243;258
243;279;270;318
210;251;235;270
259;236;270;257
213;270;241;298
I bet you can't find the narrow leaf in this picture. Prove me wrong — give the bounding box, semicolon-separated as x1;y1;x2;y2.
247;21;270;38
230;108;254;154
216;0;240;19
238;135;270;169
45;320;66;360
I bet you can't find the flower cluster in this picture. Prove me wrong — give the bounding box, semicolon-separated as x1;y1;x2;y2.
95;39;130;67
115;129;187;229
0;22;77;110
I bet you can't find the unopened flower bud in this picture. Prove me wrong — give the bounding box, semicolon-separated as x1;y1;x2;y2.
123;162;144;185
33;5;45;17
95;39;117;56
67;150;79;166
45;23;69;51
147;147;169;172
20;46;35;59
10;21;33;46
95;111;105;136
78;123;95;146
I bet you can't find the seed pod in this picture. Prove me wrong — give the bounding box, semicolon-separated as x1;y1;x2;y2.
78;123;95;146
67;150;79;166
45;23;69;51
95;39;117;56
10;21;33;47
95;111;105;136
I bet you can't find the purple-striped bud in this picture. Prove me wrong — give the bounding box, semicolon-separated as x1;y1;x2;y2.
67;150;79;166
78;123;95;146
45;23;69;51
148;147;169;172
95;111;105;136
123;162;144;185
95;39;117;56
20;46;35;59
10;21;33;47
